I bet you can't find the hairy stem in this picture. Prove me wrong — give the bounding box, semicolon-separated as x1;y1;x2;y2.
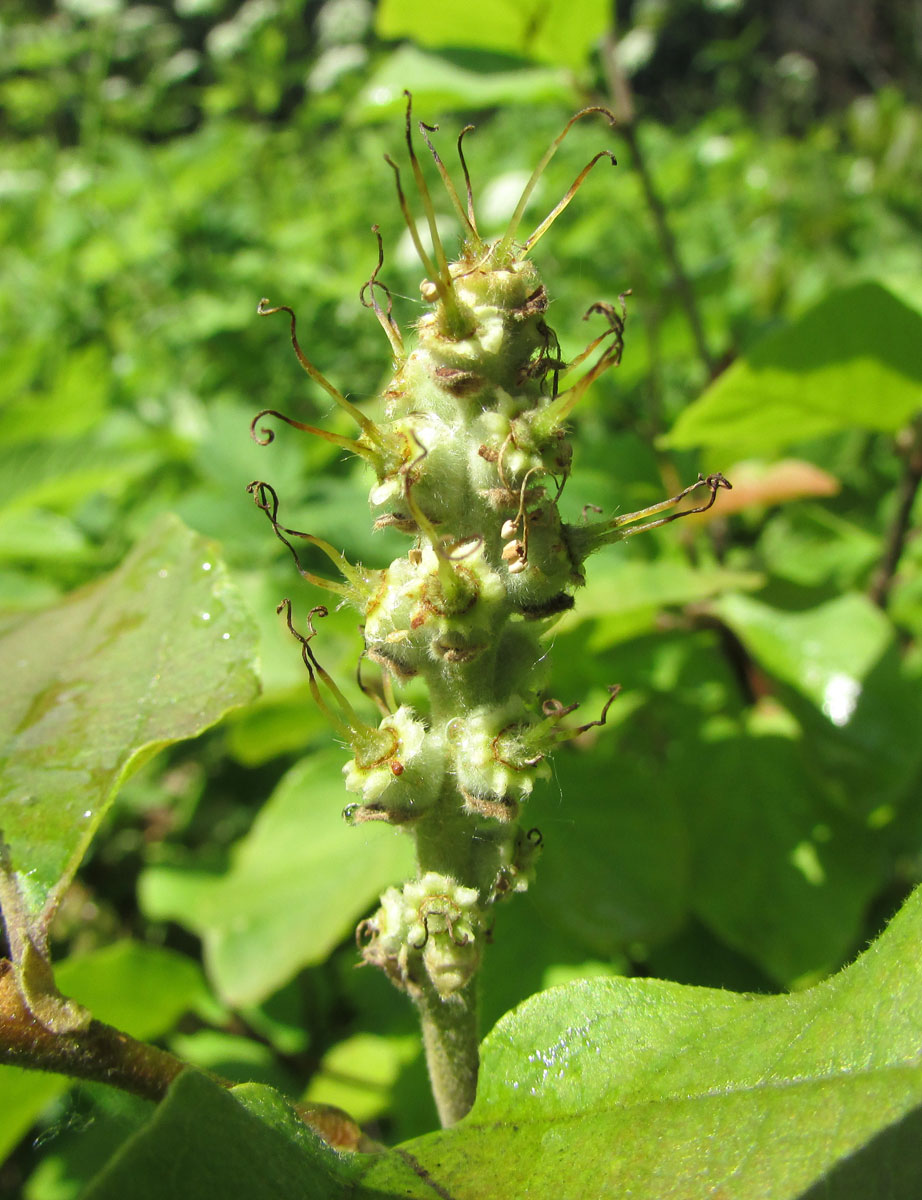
416;977;479;1126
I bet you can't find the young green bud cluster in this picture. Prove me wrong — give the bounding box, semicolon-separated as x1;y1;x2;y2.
252;102;729;1018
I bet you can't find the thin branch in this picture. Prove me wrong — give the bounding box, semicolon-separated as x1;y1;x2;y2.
0;960;371;1151
870;416;922;610
601;32;719;379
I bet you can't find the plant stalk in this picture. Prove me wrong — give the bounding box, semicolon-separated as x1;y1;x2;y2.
0;958;371;1150
870;415;922;610
415;977;479;1126
601;31;719;380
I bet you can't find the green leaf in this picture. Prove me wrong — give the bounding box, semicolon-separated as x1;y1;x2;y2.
356;45;576;119
303;1032;420;1125
80;1072;356;1200
375;0;610;69
138;750;414;1006
526;741;689;956
0;515;259;927
360;885;922;1198
0;343;108;448
714;591;891;714
557;554;763;647
668;282;922;456
678;724;886;986
713;592;922;823
0;1073;64;1166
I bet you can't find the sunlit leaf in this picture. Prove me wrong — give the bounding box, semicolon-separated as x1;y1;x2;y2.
668;282;922;456
359;885;922;1198
375;0;610;69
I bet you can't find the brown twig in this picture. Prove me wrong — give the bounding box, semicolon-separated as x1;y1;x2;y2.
0;959;373;1151
870;416;922;611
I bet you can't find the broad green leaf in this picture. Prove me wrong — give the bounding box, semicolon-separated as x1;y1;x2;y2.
0;435;156;518
713;591;922;818
55;942;211;1041
668;282;922;456
303;1032;420;1124
0;942;209;1164
0;343;108;448
676;723;887;986
375;0;610;69
714;591;892;716
356;45;575;119
526;741;689;956
0;515;259;926
80;1072;357;1200
138;750;414;1006
0;1073;64;1167
0;509;91;566
360;885;922;1199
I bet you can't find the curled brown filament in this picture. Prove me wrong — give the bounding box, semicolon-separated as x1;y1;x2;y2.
360;225;405;359
419;120;480;247
403;93;452;294
247;480;353;598
384;153;439;284
257;299;383;445
356;651;393;719
457;124;478;239
249;408;374;460
535;293;630;433
573;684;621;735
499;107;617;257
277;599;379;748
523;150;617;253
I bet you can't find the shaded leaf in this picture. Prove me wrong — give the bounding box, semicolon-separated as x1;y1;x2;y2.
677;723;887;986
81;1072;357;1200
138;750;414;1006
356;45;576;118
0;515;259;927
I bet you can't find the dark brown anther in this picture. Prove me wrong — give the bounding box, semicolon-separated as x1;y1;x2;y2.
434;366;484;397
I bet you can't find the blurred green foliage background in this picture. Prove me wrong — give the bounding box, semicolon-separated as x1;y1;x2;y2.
2;0;922;1193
